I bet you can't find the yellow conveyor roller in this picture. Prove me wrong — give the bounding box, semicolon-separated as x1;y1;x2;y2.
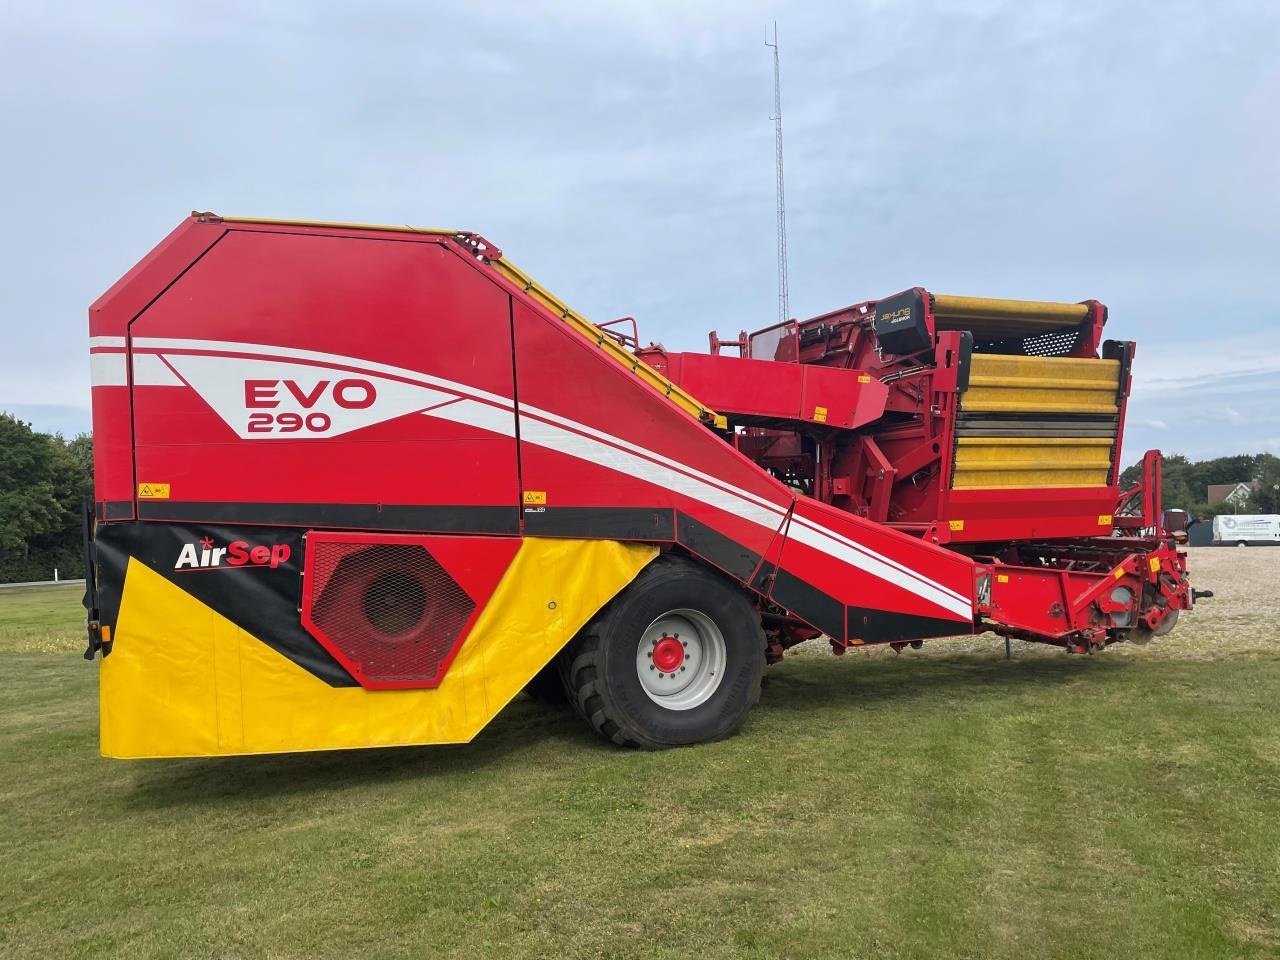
932;294;1091;340
961;356;1121;416
952;437;1114;489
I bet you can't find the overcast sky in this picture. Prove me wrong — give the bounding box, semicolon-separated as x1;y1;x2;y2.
2;0;1277;464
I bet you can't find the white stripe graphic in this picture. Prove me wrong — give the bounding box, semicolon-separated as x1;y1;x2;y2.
431;399;517;438
89;353;127;387
135;353;184;387
519;402;970;614
96;336;973;618
90;351;187;388
513;412;969;616
519;402;788;522
517;414;785;533
131;337;514;407
783;519;968;615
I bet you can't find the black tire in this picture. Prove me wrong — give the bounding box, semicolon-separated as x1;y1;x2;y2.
522;661;569;705
558;554;764;749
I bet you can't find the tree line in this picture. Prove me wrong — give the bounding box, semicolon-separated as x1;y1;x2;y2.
2;409;1278;582
1118;452;1280;518
1;413;92;582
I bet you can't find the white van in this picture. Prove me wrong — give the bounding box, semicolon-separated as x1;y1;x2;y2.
1212;514;1280;546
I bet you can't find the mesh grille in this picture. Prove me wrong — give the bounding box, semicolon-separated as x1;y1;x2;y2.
308;541;475;687
975;326;1081;358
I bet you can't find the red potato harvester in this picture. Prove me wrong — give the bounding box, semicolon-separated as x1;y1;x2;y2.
82;214;1206;756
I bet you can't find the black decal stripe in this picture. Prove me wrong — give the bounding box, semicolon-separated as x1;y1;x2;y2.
94;522;357;687
676;512;762;583
846;607;973;644
521;506;675;540
770;569;846;641
137;501;519;534
92;508;976;686
101;500;134;521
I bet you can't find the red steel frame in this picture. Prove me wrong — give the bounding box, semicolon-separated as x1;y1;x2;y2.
86;214;1196;693
643;289;1189;654
668;297;1126;546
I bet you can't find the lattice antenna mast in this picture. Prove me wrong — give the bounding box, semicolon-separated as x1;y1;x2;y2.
766;21;790;324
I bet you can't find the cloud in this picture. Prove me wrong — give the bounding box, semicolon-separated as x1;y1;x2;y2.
2;0;1277;461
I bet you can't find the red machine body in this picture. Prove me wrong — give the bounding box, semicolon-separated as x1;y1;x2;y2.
84;215;1195;724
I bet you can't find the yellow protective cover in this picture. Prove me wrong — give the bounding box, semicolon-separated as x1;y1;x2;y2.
100;537;656;758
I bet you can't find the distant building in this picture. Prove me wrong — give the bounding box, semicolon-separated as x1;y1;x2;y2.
1206;480;1260;506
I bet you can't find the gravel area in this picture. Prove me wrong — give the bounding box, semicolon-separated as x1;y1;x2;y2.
788;544;1279;662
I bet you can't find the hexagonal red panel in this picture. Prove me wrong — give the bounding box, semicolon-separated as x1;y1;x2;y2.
301;532;519;689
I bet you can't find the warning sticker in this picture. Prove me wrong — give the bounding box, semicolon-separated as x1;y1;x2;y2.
522;490;547;506
1097;514;1113;525
137;483;171;500
948;519;965;532
812;406;828;423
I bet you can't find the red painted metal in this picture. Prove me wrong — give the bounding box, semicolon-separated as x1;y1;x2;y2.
659;301;1122;545
301;531;519;689
652;636;685;673
1115;449;1162;533
88;214;1195;672
597;316;639;350
649;352;889;431
89;216;226;513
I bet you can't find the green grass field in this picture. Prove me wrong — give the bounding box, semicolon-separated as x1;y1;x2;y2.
0;582;89;653
2;553;1279;959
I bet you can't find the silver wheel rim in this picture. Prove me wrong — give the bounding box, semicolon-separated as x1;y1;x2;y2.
635;608;727;710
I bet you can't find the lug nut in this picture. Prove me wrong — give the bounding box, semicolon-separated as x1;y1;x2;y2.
649;665;655;671
682;640;688;647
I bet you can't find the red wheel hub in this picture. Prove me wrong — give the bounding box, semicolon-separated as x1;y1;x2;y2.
652;635;685;673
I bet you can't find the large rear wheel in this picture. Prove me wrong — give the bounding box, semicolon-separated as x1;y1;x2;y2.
559;554;764;749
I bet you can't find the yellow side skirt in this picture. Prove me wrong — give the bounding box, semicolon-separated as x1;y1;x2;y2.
101;537;657;758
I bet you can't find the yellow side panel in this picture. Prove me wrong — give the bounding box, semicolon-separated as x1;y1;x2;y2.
952;437;1113;489
100;587;221;757
961;355;1120;415
101;537;657;758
